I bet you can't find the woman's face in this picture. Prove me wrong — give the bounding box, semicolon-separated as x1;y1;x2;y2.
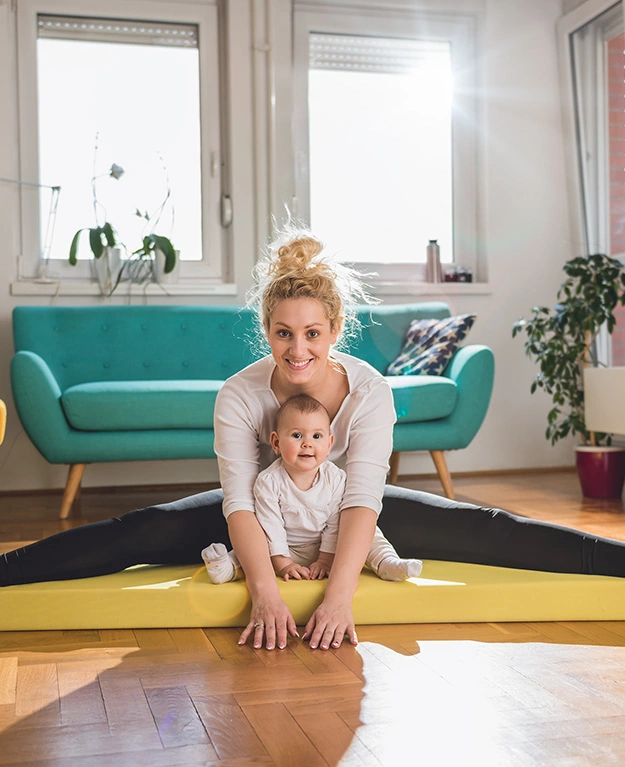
266;298;339;388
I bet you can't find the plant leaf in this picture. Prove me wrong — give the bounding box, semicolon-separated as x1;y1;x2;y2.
153;235;176;273
89;228;104;259
102;222;116;247
68;229;85;266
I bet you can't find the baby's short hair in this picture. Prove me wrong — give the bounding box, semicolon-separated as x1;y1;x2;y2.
275;394;331;431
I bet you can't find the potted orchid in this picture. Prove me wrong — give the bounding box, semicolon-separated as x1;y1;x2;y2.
68;146;178;295
68;162;124;265
119;203;177;287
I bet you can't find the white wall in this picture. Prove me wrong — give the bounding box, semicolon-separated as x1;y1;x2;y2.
0;0;578;492
402;0;578;478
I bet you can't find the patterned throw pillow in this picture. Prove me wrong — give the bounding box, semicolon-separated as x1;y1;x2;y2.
386;314;477;376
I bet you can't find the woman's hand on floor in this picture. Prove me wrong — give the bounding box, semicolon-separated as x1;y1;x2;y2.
302;597;357;650
238;594;299;650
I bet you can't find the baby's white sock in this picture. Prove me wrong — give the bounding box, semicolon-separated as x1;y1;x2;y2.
377;557;423;582
202;542;237;584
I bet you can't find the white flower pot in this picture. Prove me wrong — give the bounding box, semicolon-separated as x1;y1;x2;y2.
91;247;122;295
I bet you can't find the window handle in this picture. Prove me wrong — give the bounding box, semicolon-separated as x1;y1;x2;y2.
221;194;233;228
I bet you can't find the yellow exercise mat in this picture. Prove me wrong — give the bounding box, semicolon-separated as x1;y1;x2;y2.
2;560;625;630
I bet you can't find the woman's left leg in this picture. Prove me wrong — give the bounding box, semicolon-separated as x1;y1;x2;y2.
377;485;625;577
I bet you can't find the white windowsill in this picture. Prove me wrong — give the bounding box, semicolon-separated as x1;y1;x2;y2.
374;281;492;296
11;278;490;298
10;279;238;297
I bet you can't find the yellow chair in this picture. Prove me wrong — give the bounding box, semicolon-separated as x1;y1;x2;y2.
0;399;6;445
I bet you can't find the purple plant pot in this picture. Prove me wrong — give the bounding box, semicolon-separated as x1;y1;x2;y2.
575;446;625;499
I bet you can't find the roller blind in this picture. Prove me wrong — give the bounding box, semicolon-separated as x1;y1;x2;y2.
309;33;449;75
37;14;198;48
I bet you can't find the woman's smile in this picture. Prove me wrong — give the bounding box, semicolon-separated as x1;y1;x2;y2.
267;298;338;388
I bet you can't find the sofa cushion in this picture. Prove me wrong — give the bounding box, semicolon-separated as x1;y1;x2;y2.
386;314;477;376
387;375;457;423
62;381;222;431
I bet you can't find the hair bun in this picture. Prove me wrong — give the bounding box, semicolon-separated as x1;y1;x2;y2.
271;235;325;278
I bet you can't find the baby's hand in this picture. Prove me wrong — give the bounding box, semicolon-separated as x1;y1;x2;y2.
278;562;311;581
309;559;331;580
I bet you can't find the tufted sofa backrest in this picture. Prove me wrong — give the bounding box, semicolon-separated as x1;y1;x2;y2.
13;301;452;387
12;306;262;390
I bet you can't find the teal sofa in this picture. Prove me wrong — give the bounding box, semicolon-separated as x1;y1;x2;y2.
11;303;494;517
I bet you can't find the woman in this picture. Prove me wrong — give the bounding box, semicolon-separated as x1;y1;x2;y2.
3;229;625;651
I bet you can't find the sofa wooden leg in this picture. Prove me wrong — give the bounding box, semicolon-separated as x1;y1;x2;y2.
430;451;455;499
388;451;400;484
60;464;87;519
0;399;6;445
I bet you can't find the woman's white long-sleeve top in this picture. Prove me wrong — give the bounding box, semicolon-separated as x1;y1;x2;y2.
214;351;396;519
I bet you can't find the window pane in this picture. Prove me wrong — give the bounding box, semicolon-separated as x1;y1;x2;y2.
37;32;202;262
308;34;453;264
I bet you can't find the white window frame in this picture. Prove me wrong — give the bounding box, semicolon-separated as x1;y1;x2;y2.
292;4;480;283
16;0;225;284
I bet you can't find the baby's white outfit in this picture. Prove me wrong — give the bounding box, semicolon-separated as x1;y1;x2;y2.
201;458;422;581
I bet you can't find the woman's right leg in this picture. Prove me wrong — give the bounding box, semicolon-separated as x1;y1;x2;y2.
0;489;229;586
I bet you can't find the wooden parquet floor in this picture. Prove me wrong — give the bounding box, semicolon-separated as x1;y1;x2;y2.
1;470;625;766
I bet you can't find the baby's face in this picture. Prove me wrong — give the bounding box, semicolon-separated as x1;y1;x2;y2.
273;409;334;474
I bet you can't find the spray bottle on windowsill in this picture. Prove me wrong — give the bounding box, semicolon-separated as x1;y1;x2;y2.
426;239;442;283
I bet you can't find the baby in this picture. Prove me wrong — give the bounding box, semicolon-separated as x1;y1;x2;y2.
202;393;422;584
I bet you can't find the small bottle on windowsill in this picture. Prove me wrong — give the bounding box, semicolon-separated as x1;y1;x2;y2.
426;240;442;283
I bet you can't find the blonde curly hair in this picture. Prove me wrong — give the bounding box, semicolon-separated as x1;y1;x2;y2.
248;225;375;348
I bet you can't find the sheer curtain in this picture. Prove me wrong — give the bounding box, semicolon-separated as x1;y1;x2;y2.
569;2;624;365
570;2;622;255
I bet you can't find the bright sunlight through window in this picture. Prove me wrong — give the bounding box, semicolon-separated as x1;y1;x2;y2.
37;20;202;263
308;34;453;265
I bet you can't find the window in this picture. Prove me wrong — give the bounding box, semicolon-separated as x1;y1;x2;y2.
293;7;479;283
563;1;625;364
16;0;224;284
308;34;453;266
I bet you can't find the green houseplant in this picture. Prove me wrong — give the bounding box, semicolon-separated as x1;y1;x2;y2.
513;253;625;497
68;161;124;295
113;203;177;290
68;151;177;295
68;163;124;266
108;232;176;292
68;220;117;264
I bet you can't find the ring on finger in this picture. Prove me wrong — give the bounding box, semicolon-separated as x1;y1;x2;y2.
254;622;265;629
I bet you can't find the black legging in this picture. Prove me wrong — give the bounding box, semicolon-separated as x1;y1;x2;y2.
2;485;625;586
